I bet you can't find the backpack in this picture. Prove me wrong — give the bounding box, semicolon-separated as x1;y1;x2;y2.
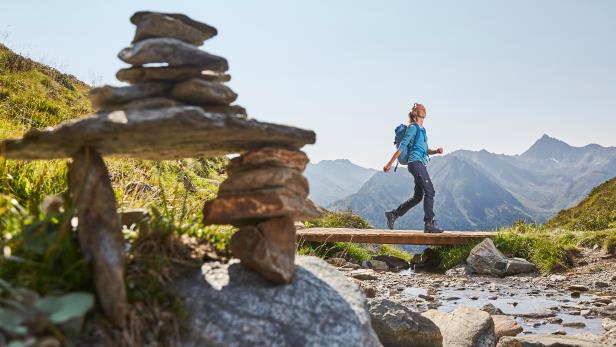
393;123;420;169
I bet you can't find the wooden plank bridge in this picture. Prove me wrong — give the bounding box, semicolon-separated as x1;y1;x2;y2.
296;228;496;245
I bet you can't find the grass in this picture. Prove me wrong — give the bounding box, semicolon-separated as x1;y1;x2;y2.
380;244;412;262
304;209;372;229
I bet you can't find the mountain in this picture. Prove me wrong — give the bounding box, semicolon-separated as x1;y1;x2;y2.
328;135;616;230
547;177;616;231
304;159;377;206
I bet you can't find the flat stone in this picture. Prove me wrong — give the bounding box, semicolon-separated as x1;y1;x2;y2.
116;66;230;83
481;303;505;315
218;167;309;197
229;216;296;284
569;285;590;292
227;147;309;173
170;78;237;106
174;256;381;346
326;257;347;267
1;106;316;160
372;254;411;271
350;269;379;281
492;315;523;338
68;148;127;327
369;298;443;347
497;334;605;347
423;306;497;347
89;83;171;111
101;97;185;112
201;105;246;117
118;38;228;71
562;322;586;328
467;238;536;277
133;12;214;46
131;11;217;39
368;259;389;272
202;187;321;225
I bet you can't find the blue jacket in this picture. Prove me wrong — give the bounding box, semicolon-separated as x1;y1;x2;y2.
400;123;429;165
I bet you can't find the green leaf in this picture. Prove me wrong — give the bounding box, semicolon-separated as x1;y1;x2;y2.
34;292;94;323
0;307;27;335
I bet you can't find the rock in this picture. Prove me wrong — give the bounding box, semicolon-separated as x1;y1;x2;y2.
351;269;379;281
229;216;296;284
201;104;247;116
373;254;411;271
175;256;381;346
562;322;586;328
131;11;217;39
419;294;435;301
466;238;536;277
101;97;185;111
357;282;377;298
116;66;230;83
1;106;316;160
481;303;505;315
132;12;215;46
492;315;523;338
496;334;606;347
369;298;442;347
218;167;309;197
552;330;567;335
368;260;390;272
68;148;126;327
118;38;228;70
547;317;563;324
88;83;170;111
594;281;609;289
124;181;161;197
226;147;310;173
423;306;497;347
202;187;321;225
569;285;589;292
170;78;237;106
117;208;148;227
515;311;556;319
327;257;347;267
549;275;567;282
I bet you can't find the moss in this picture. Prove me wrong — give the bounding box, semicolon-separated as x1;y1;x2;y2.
380;244;412;262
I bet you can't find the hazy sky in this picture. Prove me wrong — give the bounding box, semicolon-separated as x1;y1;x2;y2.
2;1;615;169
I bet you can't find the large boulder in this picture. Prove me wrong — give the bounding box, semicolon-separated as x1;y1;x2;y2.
422;306;496;347
369;298;442;347
492;315;523;338
496;334;605;347
467;239;536;277
175;256;382;347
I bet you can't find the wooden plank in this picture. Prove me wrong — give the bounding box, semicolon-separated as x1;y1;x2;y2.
296;228;496;245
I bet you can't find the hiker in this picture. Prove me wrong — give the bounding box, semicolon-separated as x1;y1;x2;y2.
383;103;445;233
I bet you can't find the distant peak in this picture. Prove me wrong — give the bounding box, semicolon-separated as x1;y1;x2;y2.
522;134;572;159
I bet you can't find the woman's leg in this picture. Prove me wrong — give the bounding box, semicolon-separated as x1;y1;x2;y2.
393;173;424;218
407;162;435;222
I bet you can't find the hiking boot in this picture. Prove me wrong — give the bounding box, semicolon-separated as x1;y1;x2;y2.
424;220;444;233
385;211;397;230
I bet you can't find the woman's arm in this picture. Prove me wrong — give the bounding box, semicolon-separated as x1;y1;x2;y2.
428;148;444;155
383;150;401;172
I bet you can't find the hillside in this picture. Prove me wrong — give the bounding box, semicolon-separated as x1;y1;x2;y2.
548;177;616;230
305;159;376;206
328;135;616;230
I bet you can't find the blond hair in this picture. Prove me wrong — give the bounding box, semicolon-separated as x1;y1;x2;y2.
408;103;426;124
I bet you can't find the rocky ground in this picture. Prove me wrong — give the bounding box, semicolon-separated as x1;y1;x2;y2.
329;249;616;346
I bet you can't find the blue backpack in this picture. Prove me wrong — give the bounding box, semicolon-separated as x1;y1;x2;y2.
393;123;420;169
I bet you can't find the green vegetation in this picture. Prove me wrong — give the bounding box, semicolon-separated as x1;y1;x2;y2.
380;244;412;262
304;209;372;229
548;177;616;231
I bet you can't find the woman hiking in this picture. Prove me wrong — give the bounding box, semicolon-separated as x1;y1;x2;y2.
383;103;445;233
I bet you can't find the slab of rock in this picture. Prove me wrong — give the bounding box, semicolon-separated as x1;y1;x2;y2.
423;306;497;347
1;106;316;160
373;254;410;271
200;104;246;117
203;187;321;225
131;11;217;39
118;38;228;71
351;269;379;281
116;66;230;83
132;12;214;46
481;303;505;315
88;83;171;111
496;335;606;347
369;298;442;347
229;216;296;284
170;78;237;106
68;148;126;327
368;259;389;272
467;238;536;277
218;167;309;197
227;147;309;173
101;97;185;112
174;256;382;347
492;315;523;338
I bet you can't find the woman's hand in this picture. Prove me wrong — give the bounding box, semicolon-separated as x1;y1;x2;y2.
436;147;444;154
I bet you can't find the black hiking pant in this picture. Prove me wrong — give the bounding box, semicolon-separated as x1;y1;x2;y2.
393;161;435;223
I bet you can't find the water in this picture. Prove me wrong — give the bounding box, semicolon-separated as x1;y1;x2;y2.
402;285;606;336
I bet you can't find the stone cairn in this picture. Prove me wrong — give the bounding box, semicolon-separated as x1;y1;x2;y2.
203;147;321;284
89;11;246;116
0;11;319;327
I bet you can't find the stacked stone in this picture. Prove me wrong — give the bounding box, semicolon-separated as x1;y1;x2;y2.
88;11;246;117
202;147;322;284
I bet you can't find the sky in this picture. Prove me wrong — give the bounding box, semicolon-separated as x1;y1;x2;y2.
1;1;615;169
